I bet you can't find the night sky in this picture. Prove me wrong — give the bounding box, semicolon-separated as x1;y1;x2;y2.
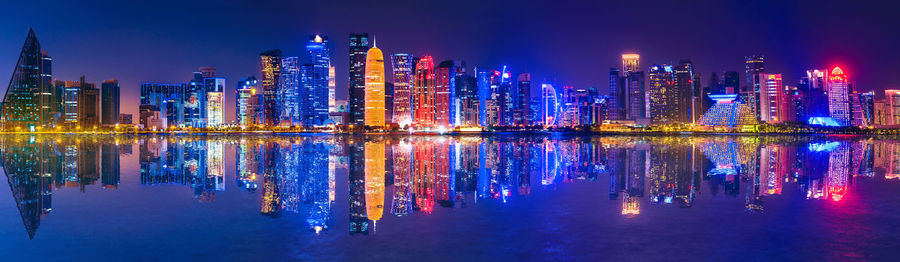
2;0;899;121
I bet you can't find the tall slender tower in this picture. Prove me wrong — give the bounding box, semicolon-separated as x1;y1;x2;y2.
304;34;330;127
259;50;282;126
414;56;435;127
391;54;413;127
364;42;385;127
101;79;120;126
744;55;765;119
435;60;456;128
349;33;370;126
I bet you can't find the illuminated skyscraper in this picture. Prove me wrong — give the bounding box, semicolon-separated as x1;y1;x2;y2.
391;54;414;127
61;80;80;124
499;67;514;126
76;76;100;129
1;29;51;130
827;67;851;126
349;33;370;126
100;79;120;126
236;77;259;127
364;43;385;127
414;56;435;127
435;60;458;128
302;35;330;127
259;50;282;126
541;84;559;127
744;55;765;119
621;54;646;121
456;72;479;127
673;60;696;123
648;65;676;124
622;54;640;75
608;68;624;120
759;73;784;123
516;73;531;126
279;56;301;125
328;65;336;113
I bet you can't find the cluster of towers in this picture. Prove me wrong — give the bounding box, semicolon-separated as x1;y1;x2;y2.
0;29;123;131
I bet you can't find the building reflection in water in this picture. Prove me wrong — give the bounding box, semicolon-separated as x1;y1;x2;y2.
1;134;893;239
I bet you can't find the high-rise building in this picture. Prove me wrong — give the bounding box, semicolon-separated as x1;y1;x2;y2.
827;67;851;126
414;56;435;127
385;82;393;125
850;82;864;127
189;67;225;128
280;56;301;125
77;76;100;129
499;67;514;126
303;35;331;127
621;54;646;122
486;70;502;126
860;91;875;127
349;33;370;126
259;50;282;126
722;71;740;94
744;55;765;119
541;84;559;127
758;73;784;123
435;60;458;128
673;59;696;123
456;73;479;127
608;68;625;120
100;79;120;126
391;54;414;127
802;69;829;121
60;80;80;124
648;65;676;124
516;73;531;126
1;29;52;130
139;82;185;128
328;65;336;113
364;43;385;127
622;54;640;75
236;77;259;127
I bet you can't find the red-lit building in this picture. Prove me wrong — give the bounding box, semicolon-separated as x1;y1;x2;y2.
414;56;435;127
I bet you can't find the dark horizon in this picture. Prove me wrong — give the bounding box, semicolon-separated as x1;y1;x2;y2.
2;0;899;121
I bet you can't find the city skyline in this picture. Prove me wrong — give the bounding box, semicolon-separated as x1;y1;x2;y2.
1;1;896;122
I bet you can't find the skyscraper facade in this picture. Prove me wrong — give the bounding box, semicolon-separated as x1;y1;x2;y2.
259;50;282;126
236;77;259;127
349;33;370;126
77;76;100;129
608;68;624;120
328;65;336;113
303;35;331;127
456;73;479;127
744;55;765;119
648;65;675;124
759;73;784;123
827;67;851;126
100;79;120;126
673;59;695;123
364;44;385;127
516;73;531;126
434;60;457;128
391;53;414;127
414;56;435;127
1;29;51;130
280;56;301;124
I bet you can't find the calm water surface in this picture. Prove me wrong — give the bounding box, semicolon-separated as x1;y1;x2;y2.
1;134;899;261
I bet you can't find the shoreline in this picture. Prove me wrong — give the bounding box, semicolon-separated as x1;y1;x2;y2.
0;130;889;136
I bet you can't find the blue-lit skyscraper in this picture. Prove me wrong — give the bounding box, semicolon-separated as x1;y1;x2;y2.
280;57;301;125
303;35;330;127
